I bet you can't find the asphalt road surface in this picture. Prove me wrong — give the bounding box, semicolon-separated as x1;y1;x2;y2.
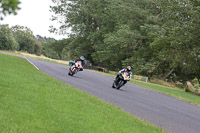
2;53;200;133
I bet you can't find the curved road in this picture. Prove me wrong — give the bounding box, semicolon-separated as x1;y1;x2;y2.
5;53;200;133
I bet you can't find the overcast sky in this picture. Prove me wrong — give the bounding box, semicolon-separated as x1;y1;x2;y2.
1;0;68;40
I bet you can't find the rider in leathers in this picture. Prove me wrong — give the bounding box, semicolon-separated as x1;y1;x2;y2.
113;66;132;87
72;56;85;71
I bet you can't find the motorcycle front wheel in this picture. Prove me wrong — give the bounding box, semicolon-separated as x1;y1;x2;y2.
68;68;74;76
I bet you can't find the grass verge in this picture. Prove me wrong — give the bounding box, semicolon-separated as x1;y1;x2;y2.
130;80;200;106
0;53;165;133
0;50;69;65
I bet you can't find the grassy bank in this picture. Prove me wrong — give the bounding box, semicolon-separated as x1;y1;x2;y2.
130;80;200;106
0;53;165;133
0;50;69;65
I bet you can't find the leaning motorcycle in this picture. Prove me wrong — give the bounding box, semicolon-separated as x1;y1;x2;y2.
112;72;130;89
68;61;82;76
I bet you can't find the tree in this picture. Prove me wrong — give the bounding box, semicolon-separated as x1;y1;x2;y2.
50;0;200;82
50;0;117;63
0;24;18;50
43;39;70;60
0;0;21;20
36;35;55;42
11;25;42;55
147;0;200;80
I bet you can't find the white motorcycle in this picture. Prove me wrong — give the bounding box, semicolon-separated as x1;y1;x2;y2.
68;61;83;76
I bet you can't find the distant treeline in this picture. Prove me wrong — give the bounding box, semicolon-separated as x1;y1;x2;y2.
0;25;43;55
0;24;61;58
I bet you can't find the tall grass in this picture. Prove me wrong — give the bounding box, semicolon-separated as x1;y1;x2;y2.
0;54;165;133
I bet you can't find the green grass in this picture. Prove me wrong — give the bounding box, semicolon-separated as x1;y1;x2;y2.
0;50;69;65
130;80;200;106
0;53;165;133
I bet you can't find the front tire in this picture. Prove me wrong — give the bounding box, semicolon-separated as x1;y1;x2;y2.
68;69;74;76
68;72;73;76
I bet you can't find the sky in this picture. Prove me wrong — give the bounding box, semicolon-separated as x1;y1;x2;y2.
1;0;68;40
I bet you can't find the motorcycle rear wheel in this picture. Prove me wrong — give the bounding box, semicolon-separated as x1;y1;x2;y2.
112;82;116;88
116;80;124;89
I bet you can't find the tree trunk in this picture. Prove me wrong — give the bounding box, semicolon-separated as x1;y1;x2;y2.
161;68;174;80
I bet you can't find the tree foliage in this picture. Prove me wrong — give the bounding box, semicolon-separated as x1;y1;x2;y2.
0;0;21;20
11;25;43;55
0;24;43;56
50;0;200;81
0;24;18;50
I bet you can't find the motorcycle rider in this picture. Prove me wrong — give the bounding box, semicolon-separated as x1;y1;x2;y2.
72;56;85;71
113;66;132;87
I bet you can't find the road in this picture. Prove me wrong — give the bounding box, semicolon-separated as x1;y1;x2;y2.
2;52;200;133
